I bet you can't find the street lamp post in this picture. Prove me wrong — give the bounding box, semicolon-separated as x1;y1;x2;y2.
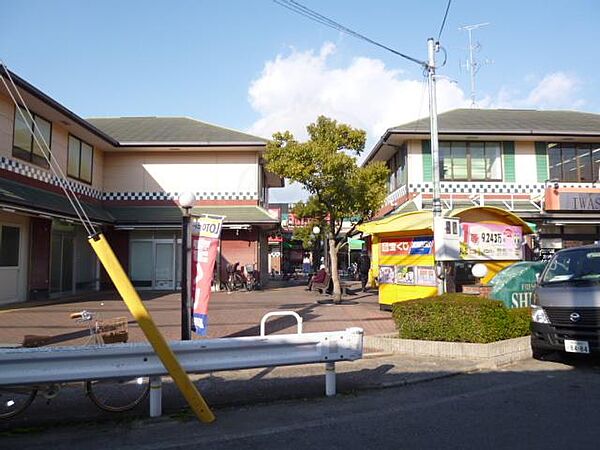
312;225;320;270
179;192;196;340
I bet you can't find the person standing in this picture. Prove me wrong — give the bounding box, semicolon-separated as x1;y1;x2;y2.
358;250;371;292
302;254;311;275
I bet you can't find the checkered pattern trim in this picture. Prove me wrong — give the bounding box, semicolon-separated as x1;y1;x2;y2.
0;156;102;199
384;185;408;206
409;182;547;195
102;191;259;201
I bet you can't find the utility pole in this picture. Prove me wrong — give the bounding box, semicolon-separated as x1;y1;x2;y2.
427;37;444;295
459;22;490;108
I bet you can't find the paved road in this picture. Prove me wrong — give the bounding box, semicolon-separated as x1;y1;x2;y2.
3;356;600;449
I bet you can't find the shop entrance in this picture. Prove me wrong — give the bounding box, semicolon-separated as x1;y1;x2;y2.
129;231;181;290
50;230;74;295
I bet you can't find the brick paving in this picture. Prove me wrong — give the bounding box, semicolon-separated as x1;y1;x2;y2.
0;281;396;346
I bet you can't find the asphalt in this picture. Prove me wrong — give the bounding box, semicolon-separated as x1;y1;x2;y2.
0;280;515;432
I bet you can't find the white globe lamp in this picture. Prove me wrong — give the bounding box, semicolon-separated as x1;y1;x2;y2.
312;225;320;235
471;263;488;280
178;192;196;209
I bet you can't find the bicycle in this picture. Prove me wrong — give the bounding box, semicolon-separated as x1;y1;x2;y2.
0;310;150;420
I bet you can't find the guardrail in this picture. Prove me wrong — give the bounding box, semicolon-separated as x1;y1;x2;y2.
0;315;363;418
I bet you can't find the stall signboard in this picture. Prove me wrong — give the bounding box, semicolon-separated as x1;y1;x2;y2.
379;264;436;286
460;223;522;260
191;214;225;336
380;237;433;256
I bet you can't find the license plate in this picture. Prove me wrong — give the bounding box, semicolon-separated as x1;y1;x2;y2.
564;339;590;354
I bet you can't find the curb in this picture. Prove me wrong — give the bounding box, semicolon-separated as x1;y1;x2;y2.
364;335;532;366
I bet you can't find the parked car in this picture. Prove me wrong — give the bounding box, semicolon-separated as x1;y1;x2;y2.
531;245;600;359
487;261;546;308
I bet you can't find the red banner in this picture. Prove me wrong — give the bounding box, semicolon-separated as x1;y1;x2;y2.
191;215;225;336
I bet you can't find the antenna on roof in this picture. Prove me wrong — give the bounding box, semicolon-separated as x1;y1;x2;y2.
459;22;492;108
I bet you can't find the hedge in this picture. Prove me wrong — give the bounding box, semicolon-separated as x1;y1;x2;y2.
391;294;530;344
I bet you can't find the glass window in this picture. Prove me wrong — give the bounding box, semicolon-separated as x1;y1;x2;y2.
576;144;592;182
12;106;51;168
80;142;93;183
470;143;486;180
548;143;598;182
67;135;93;183
68;136;80;178
593;145;600;182
440;141;502;181
440;142;451;180
548;143;561;181
0;225;20;267
486;142;502;179
452;143;468;179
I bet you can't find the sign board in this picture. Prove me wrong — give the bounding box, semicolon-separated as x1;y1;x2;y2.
380;237;433;256
380;264;436;286
460;222;523;260
191;215;225;336
433;217;460;261
559;192;600;211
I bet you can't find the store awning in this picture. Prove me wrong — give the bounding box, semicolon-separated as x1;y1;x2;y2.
0;177;112;223
107;205;279;227
358;206;535;236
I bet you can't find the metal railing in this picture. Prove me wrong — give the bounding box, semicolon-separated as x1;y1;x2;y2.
0;313;363;418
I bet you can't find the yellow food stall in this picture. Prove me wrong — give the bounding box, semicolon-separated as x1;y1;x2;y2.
358;206;534;310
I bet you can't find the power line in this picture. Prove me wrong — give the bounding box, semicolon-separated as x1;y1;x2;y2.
437;0;452;41
273;0;427;67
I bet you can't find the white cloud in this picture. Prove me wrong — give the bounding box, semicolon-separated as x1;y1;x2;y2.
249;44;585;202
248;42;469;145
493;72;584;110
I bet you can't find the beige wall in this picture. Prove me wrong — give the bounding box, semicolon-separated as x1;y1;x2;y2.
514;141;537;184
0;93;13;156
0;92;105;191
407;139;423;184
103;150;260;194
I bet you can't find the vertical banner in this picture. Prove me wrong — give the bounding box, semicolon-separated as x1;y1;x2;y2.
191;215;225;335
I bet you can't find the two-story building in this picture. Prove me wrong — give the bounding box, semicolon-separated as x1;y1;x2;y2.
0;67;281;305
365;108;600;255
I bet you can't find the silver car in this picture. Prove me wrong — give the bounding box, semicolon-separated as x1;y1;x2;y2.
531;245;600;358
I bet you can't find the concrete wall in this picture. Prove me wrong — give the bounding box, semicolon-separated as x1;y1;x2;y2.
103;150;260;195
0;92;105;192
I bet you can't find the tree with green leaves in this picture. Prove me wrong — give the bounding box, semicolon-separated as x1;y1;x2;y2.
265;116;389;303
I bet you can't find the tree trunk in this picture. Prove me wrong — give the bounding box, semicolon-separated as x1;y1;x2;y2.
329;237;342;304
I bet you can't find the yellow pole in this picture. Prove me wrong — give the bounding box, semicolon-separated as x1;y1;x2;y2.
88;233;215;423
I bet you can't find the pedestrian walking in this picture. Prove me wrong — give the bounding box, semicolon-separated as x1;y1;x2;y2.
358;250;371;292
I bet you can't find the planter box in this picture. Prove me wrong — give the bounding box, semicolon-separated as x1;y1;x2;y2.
365;335;531;365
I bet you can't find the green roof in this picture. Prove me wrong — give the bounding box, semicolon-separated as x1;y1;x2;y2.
106;205;279;225
391;109;600;136
86;117;267;146
0;178;112;222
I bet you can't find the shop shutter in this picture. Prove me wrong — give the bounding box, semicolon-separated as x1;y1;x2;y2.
503;141;515;182
422;140;432;182
534;142;548;182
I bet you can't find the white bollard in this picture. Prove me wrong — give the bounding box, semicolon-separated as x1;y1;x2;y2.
149;376;162;417
325;362;336;396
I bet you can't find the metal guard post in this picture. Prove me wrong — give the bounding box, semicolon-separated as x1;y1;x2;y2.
260;311;303;336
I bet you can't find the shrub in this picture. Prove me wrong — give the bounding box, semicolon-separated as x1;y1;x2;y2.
391;294;530;344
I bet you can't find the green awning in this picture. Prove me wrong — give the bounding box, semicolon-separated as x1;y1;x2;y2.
106;205;279;226
0;177;112;222
348;237;365;250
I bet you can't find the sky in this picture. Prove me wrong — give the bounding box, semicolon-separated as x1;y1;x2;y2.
1;0;599;202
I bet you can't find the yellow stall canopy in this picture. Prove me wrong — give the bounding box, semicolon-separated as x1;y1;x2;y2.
358;206;534;308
